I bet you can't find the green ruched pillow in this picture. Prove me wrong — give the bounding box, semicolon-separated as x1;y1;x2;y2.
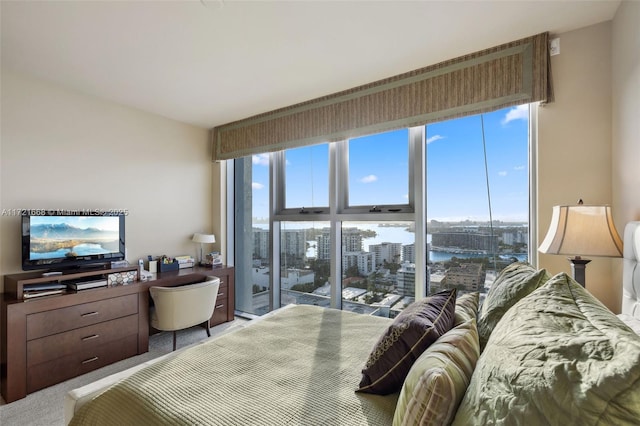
477;262;549;350
454;292;479;326
393;318;480;426
453;273;640;426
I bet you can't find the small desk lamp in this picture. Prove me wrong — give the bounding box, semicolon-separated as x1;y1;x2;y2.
192;233;216;266
538;200;623;287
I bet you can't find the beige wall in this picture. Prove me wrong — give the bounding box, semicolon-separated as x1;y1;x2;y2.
611;0;640;313
0;71;216;292
612;1;640;225
537;4;640;313
537;22;618;310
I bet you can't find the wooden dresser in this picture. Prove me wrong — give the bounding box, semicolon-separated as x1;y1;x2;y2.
1;265;234;403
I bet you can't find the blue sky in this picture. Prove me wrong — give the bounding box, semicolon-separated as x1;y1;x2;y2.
251;105;529;222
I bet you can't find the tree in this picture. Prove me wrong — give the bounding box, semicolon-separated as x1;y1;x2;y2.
345;265;360;278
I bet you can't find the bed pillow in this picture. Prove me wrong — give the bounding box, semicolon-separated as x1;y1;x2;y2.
452;273;640;426
393;318;480;426
357;289;456;395
477;262;549;350
454;292;479;326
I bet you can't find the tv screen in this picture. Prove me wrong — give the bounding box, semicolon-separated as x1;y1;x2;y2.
21;211;126;271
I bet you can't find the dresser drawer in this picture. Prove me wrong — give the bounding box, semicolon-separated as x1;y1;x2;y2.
27;333;138;393
26;294;138;340
210;281;228;326
211;303;227;326
216;274;228;286
27;314;138;366
216;281;228;301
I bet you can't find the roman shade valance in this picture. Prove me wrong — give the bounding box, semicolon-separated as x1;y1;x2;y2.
212;32;552;161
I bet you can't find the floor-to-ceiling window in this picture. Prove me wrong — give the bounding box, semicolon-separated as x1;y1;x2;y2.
233;105;532;317
426;105;531;297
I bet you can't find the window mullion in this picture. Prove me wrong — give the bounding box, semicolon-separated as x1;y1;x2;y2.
330;142;342;309
410;126;426;299
270;152;282;311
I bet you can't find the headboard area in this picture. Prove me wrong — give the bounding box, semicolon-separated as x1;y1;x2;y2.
622;221;640;319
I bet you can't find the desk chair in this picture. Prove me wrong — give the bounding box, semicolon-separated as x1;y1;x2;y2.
149;276;220;350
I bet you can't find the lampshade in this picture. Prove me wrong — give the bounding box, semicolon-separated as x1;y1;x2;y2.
192;233;216;244
538;204;623;257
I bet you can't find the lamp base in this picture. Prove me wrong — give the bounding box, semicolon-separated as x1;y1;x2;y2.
568;256;591;287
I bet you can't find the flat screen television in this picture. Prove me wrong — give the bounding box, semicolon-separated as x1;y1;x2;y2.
21;211;126;271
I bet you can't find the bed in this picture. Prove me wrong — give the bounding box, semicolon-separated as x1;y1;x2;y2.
66;303;400;425
66;222;640;425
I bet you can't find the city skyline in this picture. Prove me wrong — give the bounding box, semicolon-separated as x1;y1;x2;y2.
251;104;529;223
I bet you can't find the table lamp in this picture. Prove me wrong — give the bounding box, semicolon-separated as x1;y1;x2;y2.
538;200;623;287
192;233;216;266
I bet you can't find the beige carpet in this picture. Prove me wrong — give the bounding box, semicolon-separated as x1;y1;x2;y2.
0;319;246;426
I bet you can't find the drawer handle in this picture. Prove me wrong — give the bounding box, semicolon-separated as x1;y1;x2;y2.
82;334;100;341
216;304;224;309
81;311;99;318
81;356;99;365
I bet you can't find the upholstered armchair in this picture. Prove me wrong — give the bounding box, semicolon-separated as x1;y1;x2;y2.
150;276;220;350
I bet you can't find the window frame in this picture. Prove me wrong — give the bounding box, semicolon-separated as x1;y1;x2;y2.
269;127;425;310
229;106;536;316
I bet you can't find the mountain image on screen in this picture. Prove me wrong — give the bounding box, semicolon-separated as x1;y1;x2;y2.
30;223;119;260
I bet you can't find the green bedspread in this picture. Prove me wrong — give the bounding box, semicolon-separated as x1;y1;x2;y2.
70;305;398;425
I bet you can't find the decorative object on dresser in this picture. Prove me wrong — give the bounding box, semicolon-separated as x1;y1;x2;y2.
538;199;623;287
106;269;137;286
191;233;216;266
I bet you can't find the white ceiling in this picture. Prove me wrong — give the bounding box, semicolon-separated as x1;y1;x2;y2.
1;0;621;129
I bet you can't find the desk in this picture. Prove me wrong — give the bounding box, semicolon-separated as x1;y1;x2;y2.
1;265;234;402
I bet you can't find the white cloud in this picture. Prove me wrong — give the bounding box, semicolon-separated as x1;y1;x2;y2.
501;104;529;125
498;171;508;177
513;165;526;171
426;135;444;144
360;175;378;183
252;154;269;166
252;182;264;190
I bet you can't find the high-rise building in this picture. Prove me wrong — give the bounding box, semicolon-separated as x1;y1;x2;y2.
370;242;402;266
342;227;363;252
402;243;416;264
342;251;376;276
445;263;485;291
501;229;528;246
396;262;416;297
253;228;270;260
431;232;498;253
281;229;307;258
316;228;331;260
317;227;363;260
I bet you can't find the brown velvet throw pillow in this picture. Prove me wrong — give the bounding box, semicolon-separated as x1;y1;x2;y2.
357;289;457;395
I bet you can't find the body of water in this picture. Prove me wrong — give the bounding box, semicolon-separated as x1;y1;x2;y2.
31;243;110;260
254;222;528;263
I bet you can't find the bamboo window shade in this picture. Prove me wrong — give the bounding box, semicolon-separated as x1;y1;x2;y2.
212;32;552;161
